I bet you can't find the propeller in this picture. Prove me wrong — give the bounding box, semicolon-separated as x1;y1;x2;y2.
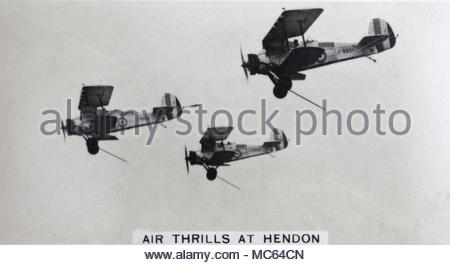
61;121;66;142
240;45;249;81
184;146;190;174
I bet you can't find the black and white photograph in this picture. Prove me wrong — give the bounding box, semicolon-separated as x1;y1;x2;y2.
0;0;450;263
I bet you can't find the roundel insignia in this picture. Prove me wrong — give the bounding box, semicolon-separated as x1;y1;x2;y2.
234;150;241;159
118;117;128;127
317;51;327;63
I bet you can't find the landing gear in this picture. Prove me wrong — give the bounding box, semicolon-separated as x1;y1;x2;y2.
86;138;99;155
273;86;288;99
273;74;292;99
206;168;217;181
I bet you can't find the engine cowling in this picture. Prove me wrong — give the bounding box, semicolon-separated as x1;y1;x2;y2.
65;119;76;135
188;151;198;165
246;54;262;75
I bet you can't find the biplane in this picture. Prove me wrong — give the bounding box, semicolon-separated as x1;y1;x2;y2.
61;85;198;160
240;8;397;102
184;127;288;186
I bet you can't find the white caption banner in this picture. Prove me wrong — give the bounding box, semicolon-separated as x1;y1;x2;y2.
132;230;328;245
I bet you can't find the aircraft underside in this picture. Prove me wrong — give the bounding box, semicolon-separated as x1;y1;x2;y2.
252;45;373;100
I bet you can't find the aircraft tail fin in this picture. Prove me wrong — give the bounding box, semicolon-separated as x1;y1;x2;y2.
264;128;288;150
364;18;396;52
159;93;182;118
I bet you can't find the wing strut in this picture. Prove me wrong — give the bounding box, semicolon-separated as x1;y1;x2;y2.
283;30;289;50
97;95;106;112
298;20;307;47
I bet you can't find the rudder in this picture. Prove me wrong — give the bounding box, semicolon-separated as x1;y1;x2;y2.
368;18;396;52
160;93;182;118
270;128;288;149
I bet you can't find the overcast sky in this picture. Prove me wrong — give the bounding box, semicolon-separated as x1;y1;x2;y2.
1;1;450;244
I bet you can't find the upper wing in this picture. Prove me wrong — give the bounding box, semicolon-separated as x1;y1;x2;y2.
262;9;323;55
78;85;113;111
200;127;233;145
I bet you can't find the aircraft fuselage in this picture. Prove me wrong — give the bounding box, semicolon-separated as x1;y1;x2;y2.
190;141;277;166
256;40;378;75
